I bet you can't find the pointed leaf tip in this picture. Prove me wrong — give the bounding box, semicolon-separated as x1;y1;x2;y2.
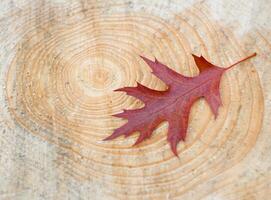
133;134;144;146
192;53;216;73
103;136;112;141
114;88;124;92
170;141;179;157
191;54;200;58
140;55;151;61
104;133;121;141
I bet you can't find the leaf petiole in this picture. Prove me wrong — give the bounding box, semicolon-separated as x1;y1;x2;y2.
227;52;257;69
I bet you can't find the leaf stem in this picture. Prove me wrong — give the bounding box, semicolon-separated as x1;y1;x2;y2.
227;52;257;69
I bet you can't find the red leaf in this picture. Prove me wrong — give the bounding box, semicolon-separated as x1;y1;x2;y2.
104;53;256;156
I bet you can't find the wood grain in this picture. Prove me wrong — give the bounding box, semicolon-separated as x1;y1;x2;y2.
0;0;270;199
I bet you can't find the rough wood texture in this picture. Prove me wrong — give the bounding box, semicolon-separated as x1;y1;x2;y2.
0;0;270;199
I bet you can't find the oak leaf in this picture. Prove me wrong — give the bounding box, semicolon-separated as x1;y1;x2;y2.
104;53;256;156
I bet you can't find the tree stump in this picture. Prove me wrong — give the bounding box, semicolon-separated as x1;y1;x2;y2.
0;0;270;199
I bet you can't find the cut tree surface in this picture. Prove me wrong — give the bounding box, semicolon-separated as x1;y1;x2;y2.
0;0;270;200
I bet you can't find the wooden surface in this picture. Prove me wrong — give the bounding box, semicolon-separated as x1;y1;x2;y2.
0;0;270;199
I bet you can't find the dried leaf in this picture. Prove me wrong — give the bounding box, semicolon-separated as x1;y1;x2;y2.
104;53;256;156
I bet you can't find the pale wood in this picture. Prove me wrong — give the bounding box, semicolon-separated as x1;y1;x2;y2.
0;0;270;199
